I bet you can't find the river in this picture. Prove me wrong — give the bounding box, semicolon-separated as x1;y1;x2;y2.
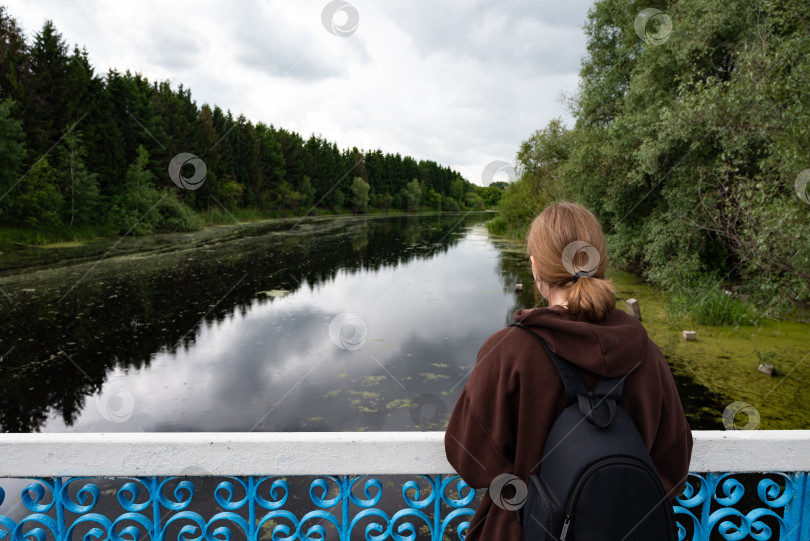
0;213;723;433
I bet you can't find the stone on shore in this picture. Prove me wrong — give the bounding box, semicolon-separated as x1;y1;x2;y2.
757;363;774;376
683;330;697;341
626;298;642;320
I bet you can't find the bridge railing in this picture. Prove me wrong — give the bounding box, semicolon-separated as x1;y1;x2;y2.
0;431;808;540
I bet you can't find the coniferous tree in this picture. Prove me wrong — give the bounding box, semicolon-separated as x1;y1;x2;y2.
0;5;470;236
71;49;120;188
24;21;73;156
256;122;285;209
0;6;29;108
0;98;25;222
298;175;315;210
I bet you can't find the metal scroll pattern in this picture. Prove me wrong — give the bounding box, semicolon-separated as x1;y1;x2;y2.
0;472;807;540
0;475;475;540
673;472;808;541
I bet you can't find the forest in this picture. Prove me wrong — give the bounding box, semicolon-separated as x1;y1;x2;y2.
492;0;810;319
0;6;501;243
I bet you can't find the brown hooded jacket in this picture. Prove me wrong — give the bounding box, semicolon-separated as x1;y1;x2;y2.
444;306;693;540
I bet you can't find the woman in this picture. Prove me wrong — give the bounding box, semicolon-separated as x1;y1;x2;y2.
445;202;692;540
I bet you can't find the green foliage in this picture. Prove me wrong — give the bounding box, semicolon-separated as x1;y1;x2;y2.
350;176;370;213
15;157;62;227
486;178;547;239
274;181;304;213
441;195;460;212
476;185;504;207
213;174;244;211
464;192;484;210
329;188;344;212
0;7;28;105
0;7;471;238
109;146;164;235
402;179;421;212
109;146;202;235
298;175;315;210
0;223;118;249
54;131;100;226
376;193;393;211
450;179;464;201
154;193;204;232
755;350;776;365
494;0;810;315
488;119;573;236
200;207;264;225
25;20;73;157
516;119;570;194
425;188;442;210
0;98;25;221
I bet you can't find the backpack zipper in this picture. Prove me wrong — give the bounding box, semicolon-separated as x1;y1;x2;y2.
560;456;676;541
560;514;572;541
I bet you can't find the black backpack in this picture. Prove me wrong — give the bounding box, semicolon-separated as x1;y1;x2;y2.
510;322;677;541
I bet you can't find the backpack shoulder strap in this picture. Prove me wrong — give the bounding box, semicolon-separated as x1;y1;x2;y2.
510;321;587;405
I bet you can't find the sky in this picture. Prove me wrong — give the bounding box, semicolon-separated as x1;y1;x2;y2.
4;0;596;185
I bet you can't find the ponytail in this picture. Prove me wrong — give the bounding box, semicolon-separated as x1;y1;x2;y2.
566;276;616;321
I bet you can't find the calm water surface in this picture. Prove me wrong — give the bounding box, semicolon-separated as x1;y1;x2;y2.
0;213;722;433
0;214;532;432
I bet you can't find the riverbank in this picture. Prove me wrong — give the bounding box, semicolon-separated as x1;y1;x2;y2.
489;205;810;427
0;208;497;254
0;210;497;275
608;268;809;430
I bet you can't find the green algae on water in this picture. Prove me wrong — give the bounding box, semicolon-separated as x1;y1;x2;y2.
608;268;810;430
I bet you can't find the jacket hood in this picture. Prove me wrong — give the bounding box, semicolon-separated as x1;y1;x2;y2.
513;306;650;378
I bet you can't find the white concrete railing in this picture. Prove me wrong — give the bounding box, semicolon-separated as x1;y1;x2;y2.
2;431;809;541
1;430;809;476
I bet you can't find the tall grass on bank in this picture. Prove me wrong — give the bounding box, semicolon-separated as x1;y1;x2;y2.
200;207;270;225
663;276;761;327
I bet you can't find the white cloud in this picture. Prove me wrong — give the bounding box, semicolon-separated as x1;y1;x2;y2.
4;0;594;184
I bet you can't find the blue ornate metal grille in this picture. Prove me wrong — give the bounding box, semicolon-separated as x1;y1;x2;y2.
0;473;808;540
674;472;810;541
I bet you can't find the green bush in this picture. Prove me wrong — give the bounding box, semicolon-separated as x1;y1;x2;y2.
485;177;547;239
441;196;460;212
155;195;205;232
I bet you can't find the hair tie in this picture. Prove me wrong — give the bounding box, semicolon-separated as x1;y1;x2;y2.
572;270;591;283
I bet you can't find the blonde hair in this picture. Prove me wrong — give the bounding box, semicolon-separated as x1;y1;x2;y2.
527;201;615;320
